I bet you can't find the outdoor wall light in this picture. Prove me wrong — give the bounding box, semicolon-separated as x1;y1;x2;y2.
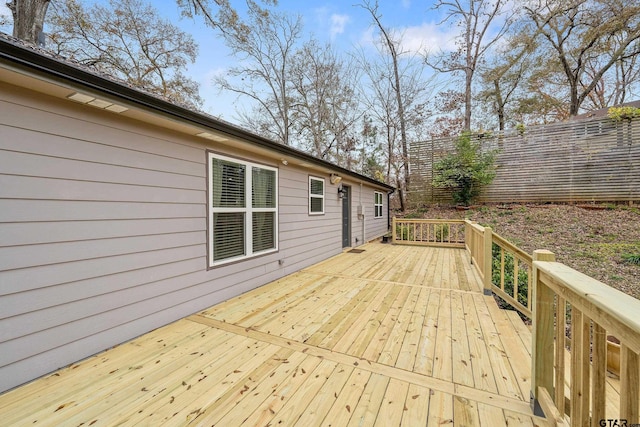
330;174;342;185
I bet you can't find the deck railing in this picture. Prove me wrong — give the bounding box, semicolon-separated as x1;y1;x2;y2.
394;218;531;302
491;232;533;318
463;220;492;295
391;217;466;248
392;217;640;424
531;250;640;424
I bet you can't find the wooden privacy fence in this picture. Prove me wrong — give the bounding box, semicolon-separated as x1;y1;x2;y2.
392;218;640;424
409;115;640;205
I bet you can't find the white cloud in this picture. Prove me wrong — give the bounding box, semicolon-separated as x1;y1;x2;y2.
399;22;459;54
330;14;350;38
359;21;459;56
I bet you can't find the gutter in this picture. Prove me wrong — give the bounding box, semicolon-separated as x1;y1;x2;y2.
0;37;395;192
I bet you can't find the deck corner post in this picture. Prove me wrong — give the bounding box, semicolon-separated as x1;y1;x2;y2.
531;249;556;415
391;216;397;244
483;226;492;295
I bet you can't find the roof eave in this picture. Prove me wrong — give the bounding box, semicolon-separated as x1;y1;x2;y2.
0;38;395;192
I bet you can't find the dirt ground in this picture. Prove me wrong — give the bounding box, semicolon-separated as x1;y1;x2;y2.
396;203;640;300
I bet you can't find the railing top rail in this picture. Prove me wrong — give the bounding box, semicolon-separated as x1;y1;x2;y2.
464;219;485;232
492;232;532;265
535;260;640;354
395;218;466;224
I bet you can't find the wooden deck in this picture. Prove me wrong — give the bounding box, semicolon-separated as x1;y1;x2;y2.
0;243;552;426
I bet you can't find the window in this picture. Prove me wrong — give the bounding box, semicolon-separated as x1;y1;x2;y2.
208;152;277;267
309;176;325;215
374;191;383;218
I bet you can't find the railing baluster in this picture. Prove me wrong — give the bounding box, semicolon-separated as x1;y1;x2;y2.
527;268;533;313
592;323;606;423
513;256;519;303
570;307;583;426
500;248;505;291
555;295;566;413
579;314;590;425
620;344;640;420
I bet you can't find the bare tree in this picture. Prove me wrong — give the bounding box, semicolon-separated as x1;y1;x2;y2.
581;32;640;110
524;0;640;116
355;28;432;210
175;0;275;34
426;0;512;131
215;2;302;145
289;39;361;165
478;34;537;130
356;0;415;210
429;89;465;138
6;0;274;44
47;0;202;109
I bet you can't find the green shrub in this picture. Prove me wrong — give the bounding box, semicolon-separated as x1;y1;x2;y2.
434;224;449;242
433;132;497;206
396;225;413;240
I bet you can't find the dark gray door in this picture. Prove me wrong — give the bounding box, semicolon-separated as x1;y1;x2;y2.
342;186;350;247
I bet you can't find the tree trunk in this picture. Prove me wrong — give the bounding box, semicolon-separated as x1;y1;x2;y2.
8;0;51;45
396;178;405;212
494;80;505;131
464;72;473;131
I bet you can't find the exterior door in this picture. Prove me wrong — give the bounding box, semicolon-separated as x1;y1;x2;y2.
341;186;350;247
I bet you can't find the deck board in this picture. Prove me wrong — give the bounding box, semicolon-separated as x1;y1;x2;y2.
0;243;558;426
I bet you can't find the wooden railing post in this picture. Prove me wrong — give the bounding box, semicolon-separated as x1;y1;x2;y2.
464;221;470;254
531;249;556;416
391;216;397;244
483;226;492;296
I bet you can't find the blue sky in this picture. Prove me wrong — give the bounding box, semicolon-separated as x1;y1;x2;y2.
152;0;459;120
1;1;459;122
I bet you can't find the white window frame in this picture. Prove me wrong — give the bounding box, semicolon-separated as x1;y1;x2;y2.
207;152;278;267
308;176;325;215
374;191;383;218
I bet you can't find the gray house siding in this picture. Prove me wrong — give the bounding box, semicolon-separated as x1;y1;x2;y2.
343;183;389;246
0;82;390;392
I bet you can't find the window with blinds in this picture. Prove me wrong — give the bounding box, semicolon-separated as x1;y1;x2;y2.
374;191;383;218
309;176;325;215
208;152;278;267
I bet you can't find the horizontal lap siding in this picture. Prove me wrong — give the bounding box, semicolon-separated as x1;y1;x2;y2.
359;184;388;242
0;86;215;392
277;168;342;270
0;84;387;392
